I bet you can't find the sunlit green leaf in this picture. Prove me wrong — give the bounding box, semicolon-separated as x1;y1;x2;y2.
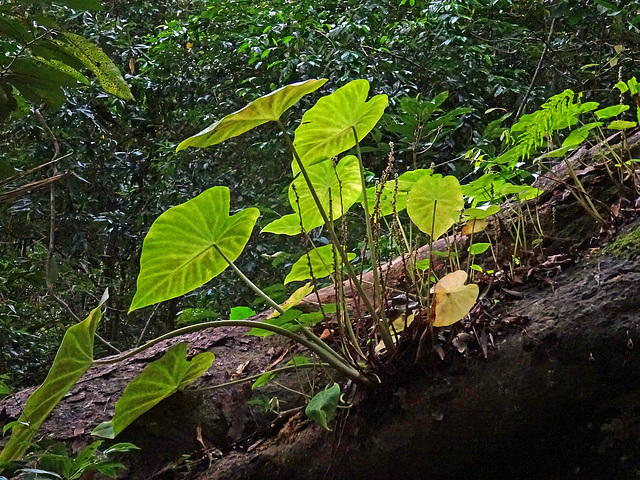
463;205;500;219
363;169;433;218
607;120;637;130
0;293;108;462
176;79;327;151
130;186;260;311
594;104;629;119
468;243;491;255
407;174;464;239
284;245;356;284
229;306;256;320
305;383;340;430
92;343;214;439
269;282;314;317
562;122;602;147
263;156;361;235
292;79;388;172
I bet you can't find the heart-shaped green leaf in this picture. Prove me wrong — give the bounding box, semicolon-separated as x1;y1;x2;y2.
176;79;327;151
0;293;108;462
363;168;433;218
263;156;361;235
285;245;356;284
292;79;388;172
407;174;464;239
130;186;259;311
92;343;214;439
305;383;340;431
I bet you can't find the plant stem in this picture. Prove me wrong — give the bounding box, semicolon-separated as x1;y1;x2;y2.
94;319;369;385
276;120;389;353
352;127;395;354
187;363;330;393
212;243;354;369
212;243;286;315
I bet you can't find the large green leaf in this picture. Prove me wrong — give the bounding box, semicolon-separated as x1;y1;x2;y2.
176;79;327;151
262;156;361;235
285;245;356;284
0;293;107;462
292;79;388;173
130;186;260;311
92;343;214;439
54;32;133;101
363;168;433;218
407;174;464;239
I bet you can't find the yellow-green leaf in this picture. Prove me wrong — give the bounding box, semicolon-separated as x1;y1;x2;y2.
176;79;327;151
284;245;356;284
292;79;388;173
407;174;464;239
269;282;315;318
0;293;108;462
433;270;479;327
130;186;259;311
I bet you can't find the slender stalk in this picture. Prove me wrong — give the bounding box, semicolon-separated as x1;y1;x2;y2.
352;127;395;354
188;363;330;393
276;120;390;352
212;243;285;315
212;243;353;368
94;318;369;384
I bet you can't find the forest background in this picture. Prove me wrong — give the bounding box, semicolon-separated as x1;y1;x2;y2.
0;0;638;395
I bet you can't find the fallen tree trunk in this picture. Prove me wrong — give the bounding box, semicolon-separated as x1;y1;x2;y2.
1;132;640;479
200;248;640;479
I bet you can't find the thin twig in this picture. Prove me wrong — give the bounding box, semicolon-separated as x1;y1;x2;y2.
34;108;121;354
515;18;556;122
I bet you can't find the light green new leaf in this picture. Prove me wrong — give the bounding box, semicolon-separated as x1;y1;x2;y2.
176;79;327;151
607;120;637;130
463;205;500;220
263;156;361;235
229;306;256;320
285;245;356;284
292;79;388;172
305;383;340;431
407;174;464;239
130;186;260;311
562;122;602;147
594;104;629;119
260;213;304;236
54;32;133;101
468;243;491;255
92;343;214;439
364;168;433;218
270;282;315;317
0;293;108;462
